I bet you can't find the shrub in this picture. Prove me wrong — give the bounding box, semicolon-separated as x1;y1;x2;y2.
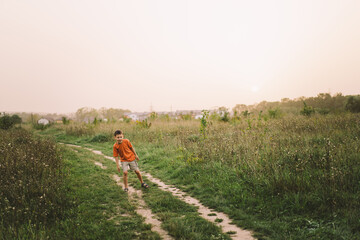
199;110;209;139
33;123;51;130
300;102;315;116
62;117;70;125
268;108;281;119
345;96;360;113
0;114;22;130
0;129;69;232
136;119;152;129
316;108;330;115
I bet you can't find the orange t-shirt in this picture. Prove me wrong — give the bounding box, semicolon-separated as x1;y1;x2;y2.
113;139;136;162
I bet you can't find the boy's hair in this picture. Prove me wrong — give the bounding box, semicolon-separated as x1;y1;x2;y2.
114;130;123;136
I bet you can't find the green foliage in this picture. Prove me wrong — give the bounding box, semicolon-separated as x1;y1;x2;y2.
345;95;360;113
65;123;95;136
180;114;192;120
316;108;330;115
136;119;152;129
159;114;171;121
0;129;69;234
0;114;22;130
187;134;201;142
300;102;315;116
0;115;15;130
239;92;348;115
62;116;70;125
33;114;360;239
11;114;22;124
32;123;51;130
149;112;158;120
242;110;250;117
199;110;209;139
90;133;111;142
216;107;230;122
92;117;99;125
123;117;131;123
267;108;281;119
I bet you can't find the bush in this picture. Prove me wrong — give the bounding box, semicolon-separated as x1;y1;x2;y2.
62;117;70;125
268;108;281;119
300;102;315;116
316;108;330;115
136;119;152;129
345;96;360;113
33;123;51;130
0;114;22;130
0;129;69;232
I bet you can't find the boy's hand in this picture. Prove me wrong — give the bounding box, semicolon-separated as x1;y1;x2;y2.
117;166;121;173
135;155;139;161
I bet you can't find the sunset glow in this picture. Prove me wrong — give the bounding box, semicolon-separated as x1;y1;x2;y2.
1;0;359;113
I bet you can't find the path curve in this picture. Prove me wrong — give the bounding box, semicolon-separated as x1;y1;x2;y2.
63;144;255;240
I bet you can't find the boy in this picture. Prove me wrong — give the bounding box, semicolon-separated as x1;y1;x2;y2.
113;130;149;192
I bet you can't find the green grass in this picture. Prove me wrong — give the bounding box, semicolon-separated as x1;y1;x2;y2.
81;143;232;240
0;129;161;239
32;114;360;239
50;147;160;240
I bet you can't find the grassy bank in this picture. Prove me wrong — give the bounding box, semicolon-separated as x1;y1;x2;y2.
0;129;160;239
0;129;69;239
34;113;360;239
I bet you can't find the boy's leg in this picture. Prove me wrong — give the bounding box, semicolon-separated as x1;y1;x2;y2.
134;170;144;184
123;171;128;189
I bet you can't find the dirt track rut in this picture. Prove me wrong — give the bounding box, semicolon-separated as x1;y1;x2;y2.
63;144;255;240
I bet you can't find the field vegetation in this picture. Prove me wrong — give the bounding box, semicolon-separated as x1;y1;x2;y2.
2;93;360;239
29;108;360;239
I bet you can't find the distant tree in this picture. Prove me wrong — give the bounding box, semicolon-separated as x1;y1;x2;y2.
62;117;70;125
11;115;22;124
268;108;281;119
300;102;315;116
242;110;251;117
232;104;247;114
149;112;158;120
218;107;230;122
345;96;360;113
0;114;22;130
0;115;14;130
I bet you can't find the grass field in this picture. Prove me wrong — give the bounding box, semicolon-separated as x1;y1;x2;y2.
2;113;360;239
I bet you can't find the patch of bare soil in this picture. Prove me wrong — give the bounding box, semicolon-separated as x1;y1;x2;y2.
112;174;173;240
94;161;107;169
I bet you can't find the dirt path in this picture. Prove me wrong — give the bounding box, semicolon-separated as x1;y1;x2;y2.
112;174;173;240
61;144;173;240
64;144;255;240
143;173;254;240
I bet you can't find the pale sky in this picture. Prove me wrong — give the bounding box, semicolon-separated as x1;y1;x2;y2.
1;0;359;113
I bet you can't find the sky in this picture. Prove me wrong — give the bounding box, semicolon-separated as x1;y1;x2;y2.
1;0;359;113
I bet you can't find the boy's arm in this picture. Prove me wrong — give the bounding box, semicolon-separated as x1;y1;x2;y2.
114;156;121;172
130;147;139;160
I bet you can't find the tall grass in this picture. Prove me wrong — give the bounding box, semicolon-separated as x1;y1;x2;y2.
52;114;360;234
0;129;69;237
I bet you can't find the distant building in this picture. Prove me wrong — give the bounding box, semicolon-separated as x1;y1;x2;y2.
194;114;203;120
38;118;50;125
126;114;139;121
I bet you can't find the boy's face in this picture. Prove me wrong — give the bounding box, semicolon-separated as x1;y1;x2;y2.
115;134;124;144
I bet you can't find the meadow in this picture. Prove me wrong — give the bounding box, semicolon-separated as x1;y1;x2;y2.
2;112;360;239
